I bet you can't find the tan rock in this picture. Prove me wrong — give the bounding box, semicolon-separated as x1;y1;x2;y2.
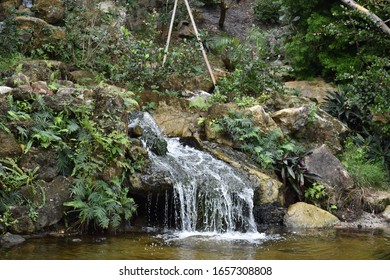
284;78;336;104
284;202;340;228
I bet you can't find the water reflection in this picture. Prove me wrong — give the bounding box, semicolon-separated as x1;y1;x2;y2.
1;228;389;260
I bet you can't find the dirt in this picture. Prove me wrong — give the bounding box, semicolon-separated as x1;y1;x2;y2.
198;0;256;40
337;211;390;230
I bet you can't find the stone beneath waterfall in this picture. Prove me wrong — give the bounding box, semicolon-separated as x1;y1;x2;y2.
381;206;390;220
284;202;340;228
0;232;26;248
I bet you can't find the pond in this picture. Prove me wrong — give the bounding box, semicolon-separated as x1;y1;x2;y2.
1;227;389;260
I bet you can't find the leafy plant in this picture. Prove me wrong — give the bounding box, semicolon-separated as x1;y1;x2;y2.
322;87;363;130
340;138;389;190
64;177;137;231
0;157;45;229
305;182;326;204
254;0;281;24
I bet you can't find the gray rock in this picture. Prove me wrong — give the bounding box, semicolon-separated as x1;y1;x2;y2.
19;147;59;181
9;206;35;234
304;144;354;189
272;106;310;135
0;232;26;248
284;78;336;104
35;176;73;231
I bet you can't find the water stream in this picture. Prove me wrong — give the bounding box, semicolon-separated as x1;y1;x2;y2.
130;112;258;235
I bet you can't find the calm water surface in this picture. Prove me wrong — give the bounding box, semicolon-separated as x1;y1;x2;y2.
1;227;390;260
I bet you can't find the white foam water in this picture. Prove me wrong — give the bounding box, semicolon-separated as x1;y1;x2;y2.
130;112;261;238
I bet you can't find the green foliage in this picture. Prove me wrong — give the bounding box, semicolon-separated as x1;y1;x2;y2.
0;11;23;56
189;96;211;111
1;87;139;232
322;87;363;130
212;28;285;104
254;0;281;24
305;183;326;202
0;157;45;229
282;0;390;78
340;138;389;190
64;177;137;230
215;111;298;168
215;111;321;199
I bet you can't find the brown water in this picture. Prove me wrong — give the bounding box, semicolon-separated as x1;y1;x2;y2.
1;227;390;260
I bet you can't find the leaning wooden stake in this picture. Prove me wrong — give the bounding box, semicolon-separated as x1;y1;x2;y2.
162;0;216;86
162;0;179;66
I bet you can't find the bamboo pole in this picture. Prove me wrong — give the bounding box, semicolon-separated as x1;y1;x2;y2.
183;0;216;86
162;0;179;66
162;0;216;86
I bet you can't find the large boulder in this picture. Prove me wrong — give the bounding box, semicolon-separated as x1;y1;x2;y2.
272;106;310;135
140;90;201;138
19;147;59;181
93;85;129;133
34;176;72;231
246;105;280;133
284;202;340;228
363;190;390;213
6;72;30;88
272;106;349;154
0;131;22;158
161;73;215;93
9;206;35;234
14;16;65;54
304;144;354;189
33;0;65;24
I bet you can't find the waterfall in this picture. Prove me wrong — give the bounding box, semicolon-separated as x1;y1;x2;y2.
130;111;258;234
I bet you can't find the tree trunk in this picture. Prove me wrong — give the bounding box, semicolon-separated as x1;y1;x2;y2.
219;2;228;29
340;0;390;37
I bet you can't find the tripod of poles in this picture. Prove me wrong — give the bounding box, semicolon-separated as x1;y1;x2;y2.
162;0;216;86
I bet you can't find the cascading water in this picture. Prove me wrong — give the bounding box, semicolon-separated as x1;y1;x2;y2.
129;111;259;235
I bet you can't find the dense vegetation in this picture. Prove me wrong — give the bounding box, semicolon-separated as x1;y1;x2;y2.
1;0;389;232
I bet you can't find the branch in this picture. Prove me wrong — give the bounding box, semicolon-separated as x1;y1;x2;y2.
340;0;390;37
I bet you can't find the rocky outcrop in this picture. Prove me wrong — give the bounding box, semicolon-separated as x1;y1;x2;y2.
272;106;349;154
304;144;354;189
19;147;59;181
284;202;340;228
284;78;336;104
34;0;65;24
0;131;22;158
246;105;280;133
140;90;201;138
14;16;65;53
34;176;72;231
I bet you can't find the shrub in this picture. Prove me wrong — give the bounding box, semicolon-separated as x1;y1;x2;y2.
254;0;281;24
340;138;389;190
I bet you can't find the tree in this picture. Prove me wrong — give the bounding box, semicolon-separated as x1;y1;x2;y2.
340;0;390;37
